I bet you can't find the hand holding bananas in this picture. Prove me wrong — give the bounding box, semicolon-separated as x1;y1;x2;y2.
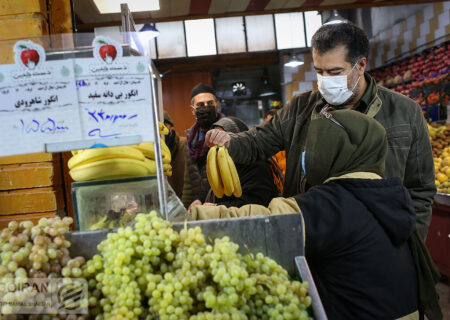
69;122;173;182
205;128;231;148
207;145;242;198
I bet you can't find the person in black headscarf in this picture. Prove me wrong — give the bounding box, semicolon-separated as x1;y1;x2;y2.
182;83;222;209
190;109;441;320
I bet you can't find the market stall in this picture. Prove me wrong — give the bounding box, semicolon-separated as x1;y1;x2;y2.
0;0;447;318
0;25;324;318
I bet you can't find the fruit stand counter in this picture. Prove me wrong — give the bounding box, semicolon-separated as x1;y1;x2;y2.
67;213;328;320
426;194;450;278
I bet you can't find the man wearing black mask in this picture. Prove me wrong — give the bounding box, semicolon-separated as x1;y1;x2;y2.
182;83;221;209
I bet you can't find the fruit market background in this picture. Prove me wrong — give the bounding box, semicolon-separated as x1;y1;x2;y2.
0;0;448;317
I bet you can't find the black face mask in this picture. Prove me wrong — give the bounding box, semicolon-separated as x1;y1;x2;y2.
195;105;217;129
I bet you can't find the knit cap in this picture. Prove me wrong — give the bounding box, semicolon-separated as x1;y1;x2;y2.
190;83;216;100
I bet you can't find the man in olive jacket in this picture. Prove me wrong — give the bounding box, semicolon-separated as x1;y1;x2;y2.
206;23;436;238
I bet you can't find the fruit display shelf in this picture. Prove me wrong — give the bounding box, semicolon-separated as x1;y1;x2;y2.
428;124;450;194
67;213;328;320
370;41;450;122
371;41;449;90
435;193;450;207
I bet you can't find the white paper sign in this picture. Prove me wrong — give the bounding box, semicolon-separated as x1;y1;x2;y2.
0;37;156;157
74;36;154;143
0;41;81;157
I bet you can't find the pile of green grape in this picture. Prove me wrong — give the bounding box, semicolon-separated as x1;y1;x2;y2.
84;211;313;320
0;216;89;320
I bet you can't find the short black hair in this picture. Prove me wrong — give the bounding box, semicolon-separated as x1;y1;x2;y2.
311;22;369;64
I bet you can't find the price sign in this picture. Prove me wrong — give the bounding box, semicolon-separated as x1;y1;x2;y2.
0;37;155;157
0;41;82;157
74;36;154;142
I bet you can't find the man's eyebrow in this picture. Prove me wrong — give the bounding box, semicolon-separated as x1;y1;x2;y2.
314;66;344;72
195;100;215;105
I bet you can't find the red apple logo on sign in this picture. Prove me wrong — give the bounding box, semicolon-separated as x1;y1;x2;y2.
19;46;40;69
98;40;117;64
14;40;45;70
92;36;123;65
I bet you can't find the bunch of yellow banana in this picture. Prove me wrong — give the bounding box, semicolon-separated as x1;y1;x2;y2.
206;146;242;198
68;146;156;182
130;139;172;176
71;122;169;156
69;122;173;180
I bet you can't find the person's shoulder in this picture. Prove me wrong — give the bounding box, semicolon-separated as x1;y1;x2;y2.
377;85;419;109
290;90;321;106
278;90;320;120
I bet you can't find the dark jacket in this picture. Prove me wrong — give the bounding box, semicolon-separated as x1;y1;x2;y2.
167;132;186;199
205;160;279;207
181;129;209;208
295;178;418;320
228;73;436;238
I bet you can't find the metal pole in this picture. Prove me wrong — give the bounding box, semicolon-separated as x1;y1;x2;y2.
121;4;131;44
151;60;164;122
149;64;168;220
295;256;328;320
120;2;168;220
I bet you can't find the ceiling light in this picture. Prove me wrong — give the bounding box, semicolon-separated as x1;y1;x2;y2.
139;23;160;38
284;56;304;68
324;10;346;25
138;23;159;49
94;0;160;14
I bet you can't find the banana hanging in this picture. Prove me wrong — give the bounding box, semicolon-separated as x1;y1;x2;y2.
217;146;234;196
206;146;242;198
225;148;242;197
206;146;224;198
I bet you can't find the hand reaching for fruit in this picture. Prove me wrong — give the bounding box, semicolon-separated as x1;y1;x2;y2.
205;129;231;147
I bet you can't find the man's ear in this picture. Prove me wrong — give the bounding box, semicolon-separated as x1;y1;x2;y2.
357;57;367;76
190;105;196;116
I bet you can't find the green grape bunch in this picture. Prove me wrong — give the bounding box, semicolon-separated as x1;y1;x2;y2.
84;211;314;320
0;216;90;320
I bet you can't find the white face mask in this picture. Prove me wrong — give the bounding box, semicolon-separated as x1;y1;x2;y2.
317;63;360;106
